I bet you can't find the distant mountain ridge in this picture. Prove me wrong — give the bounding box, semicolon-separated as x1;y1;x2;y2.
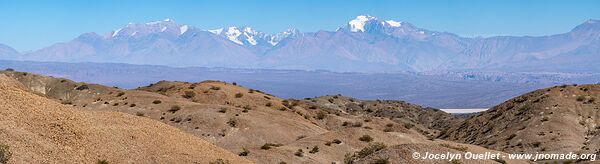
1;16;599;72
0;43;19;59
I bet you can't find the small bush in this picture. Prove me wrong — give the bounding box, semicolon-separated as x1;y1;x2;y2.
232;82;237;85
227;118;237;127
450;159;461;164
316;110;327;120
152;100;162;104
357;142;385;157
309;146;319;154
265;102;272;107
210;86;221;90
282;100;290;107
541;117;549;122
4;68;14;71
372;158;389;164
75;85;89;90
492;158;507;164
345;142;386;163
294;149;304;157
116;92;125;97
96;160;109;164
383;127;393;132
296;135;307;140
576;96;586;102
342;121;350;126
130;104;136;107
358;135;373;142
168;105;181;113
325;141;332;146
135;112;145;117
238;148;249;156
218;108;227;113
183;91;196;99
235;93;244;98
0;144;12;164
261;143;283;150
352;122;363;127
404;123;415;129
507;134;517;140
332;139;342;144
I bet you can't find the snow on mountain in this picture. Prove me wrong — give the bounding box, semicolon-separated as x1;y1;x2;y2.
112;28;122;37
385;20;402;27
210;26;299;47
208;28;223;35
106;19;299;48
108;18;187;38
343;15;428;39
269;28;301;46
180;25;189;35
12;16;600;73
347;15;406;32
224;26;244;45
348;15;379;32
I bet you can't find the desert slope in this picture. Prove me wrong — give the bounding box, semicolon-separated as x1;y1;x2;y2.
0;74;251;163
0;70;533;163
440;84;600;157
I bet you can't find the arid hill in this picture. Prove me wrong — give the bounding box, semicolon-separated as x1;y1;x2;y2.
0;70;530;163
0;74;250;163
440;84;600;161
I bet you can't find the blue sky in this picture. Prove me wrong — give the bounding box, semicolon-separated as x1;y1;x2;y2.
1;0;599;51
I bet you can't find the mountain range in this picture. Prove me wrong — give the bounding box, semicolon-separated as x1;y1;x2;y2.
1;15;599;72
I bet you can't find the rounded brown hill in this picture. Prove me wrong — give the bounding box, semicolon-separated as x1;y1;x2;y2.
1;71;529;163
440;84;600;156
0;75;251;163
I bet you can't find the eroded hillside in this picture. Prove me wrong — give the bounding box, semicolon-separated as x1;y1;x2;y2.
0;70;531;163
440;84;600;161
0;74;250;163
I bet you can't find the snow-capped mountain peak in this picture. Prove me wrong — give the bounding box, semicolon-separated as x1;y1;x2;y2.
224;26;244;45
214;26;271;46
179;25;189;35
269;28;301;46
348;15;377;32
108;19;187;38
347;15;406;33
